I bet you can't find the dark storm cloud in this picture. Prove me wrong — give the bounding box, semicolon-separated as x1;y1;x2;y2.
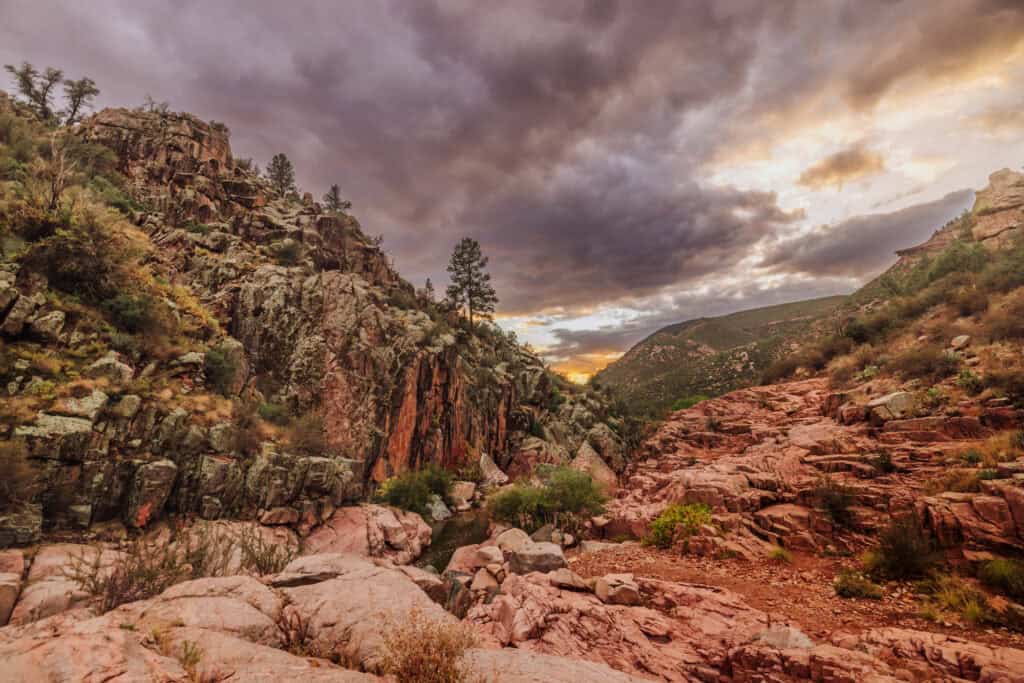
762;190;975;279
0;0;1020;330
798;144;885;190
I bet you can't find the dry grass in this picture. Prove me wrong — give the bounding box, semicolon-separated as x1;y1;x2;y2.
958;432;1023;469
380;607;481;683
924;468;982;494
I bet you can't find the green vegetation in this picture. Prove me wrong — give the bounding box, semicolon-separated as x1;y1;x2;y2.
377;464;454;516
768;546;793;564
979;558;1024;601
644;503;712;549
834;569;883;599
445;236;498;326
863;514;937;580
204;346;239;396
286;412;328;456
814;477;855;527
670;394;709;411
488;465;606;534
266;152;295;196
595;296;846;417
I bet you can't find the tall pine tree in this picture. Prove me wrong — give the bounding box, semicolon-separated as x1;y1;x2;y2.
266;153;295;196
322;183;351;212
445;237;497;326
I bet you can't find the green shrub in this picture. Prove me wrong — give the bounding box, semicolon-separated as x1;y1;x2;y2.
888;344;959;383
917;574;991;625
287;413;328;455
103;294;158;334
834;569;883;599
984;369;1024;406
979;558;1024;601
670;395;709;411
20;214;118;300
377;464;455;516
487;466;605;533
814;477;855;527
273;239;302;266
644;503;712;549
984;294;1024;341
954;288;989;317
257;402;290;425
768;546;793;563
872;451;897;474
957;368;984;395
204;347;239;396
927;240;987;283
864;513;937;580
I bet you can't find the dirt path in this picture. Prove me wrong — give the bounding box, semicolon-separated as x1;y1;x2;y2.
569;543;1024;650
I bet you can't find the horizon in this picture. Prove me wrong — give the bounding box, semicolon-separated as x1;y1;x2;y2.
3;0;1021;379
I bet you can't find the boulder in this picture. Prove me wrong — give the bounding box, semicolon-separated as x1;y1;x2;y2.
0;505;42;547
594;573;641;605
51;389;108;421
0;572;20;625
570;440;618;493
303;504;430;565
1;292;41;336
28;310;65;341
450;480;477;511
470;567;500;591
951;334;971;350
426;494;452;522
867;391;918;424
125;459;178;527
495;528;532;555
479;452;509;487
508;541;566;574
586;422;626;472
549;567;589;591
108;393;142;419
84;351;134;384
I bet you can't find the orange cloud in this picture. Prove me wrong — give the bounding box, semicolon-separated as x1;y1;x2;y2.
968;106;1024;136
797;144;885;190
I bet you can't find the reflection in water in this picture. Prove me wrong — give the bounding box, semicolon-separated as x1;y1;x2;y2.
416;509;491;572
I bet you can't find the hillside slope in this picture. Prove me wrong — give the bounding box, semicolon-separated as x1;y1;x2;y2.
0;92;624;544
594;295;846;415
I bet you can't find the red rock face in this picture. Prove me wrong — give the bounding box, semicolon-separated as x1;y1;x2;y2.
604;378;1024;554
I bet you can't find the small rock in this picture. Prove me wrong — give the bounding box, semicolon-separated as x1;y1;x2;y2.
259;507;300;525
51;389;109;421
495;528;532;554
475;545;504;566
471;568;499;591
479;452;509;487
28;310;65;341
426;494;452;522
109;394;142;420
594;573;641;605
85;352;134;385
549;568;589;591
951;335;971;350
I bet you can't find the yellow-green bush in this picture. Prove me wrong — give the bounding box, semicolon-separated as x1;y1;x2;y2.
644;503;711;549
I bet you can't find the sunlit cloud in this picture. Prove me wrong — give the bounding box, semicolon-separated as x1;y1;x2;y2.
797;143;886;190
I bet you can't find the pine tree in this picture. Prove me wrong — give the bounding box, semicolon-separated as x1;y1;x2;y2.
323;183;352;212
445;237;498;326
423;278;435;302
267;153;295;196
62;77;100;125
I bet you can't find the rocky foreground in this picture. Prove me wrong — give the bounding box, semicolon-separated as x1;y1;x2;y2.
3;369;1024;681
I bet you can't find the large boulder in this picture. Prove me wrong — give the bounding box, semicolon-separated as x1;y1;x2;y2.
570;440;618;493
479;452;509;487
867;391;918;424
303;504;430;565
508;541;566;575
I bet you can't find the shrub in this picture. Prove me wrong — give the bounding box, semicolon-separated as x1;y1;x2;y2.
204;346;239;396
232;402;263;456
834;570;883;599
272;239;302;266
103;294;159;334
814;477;855;527
927;240;987;283
670;395;709;411
925;468;981;494
984;369;1024;406
644;503;712;550
287;412;328;455
380;607;479;683
768;546;793;564
954;288;989;317
979;240;1024;293
487;466;606;533
918;574;991;625
20;213;117;300
888;344;959;383
257;402;290;425
979;558;1024;601
236;525;295;575
984;294;1024;341
377;464;454;516
864;513;937;580
957;368;984;395
65;539;187;613
872;451;897;474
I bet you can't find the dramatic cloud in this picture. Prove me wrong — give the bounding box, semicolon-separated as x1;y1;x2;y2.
762;190;975;278
1;1;1021;375
968;105;1024;137
798;144;886;190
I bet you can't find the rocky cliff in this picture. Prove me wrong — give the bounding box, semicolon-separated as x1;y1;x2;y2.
0;96;623;545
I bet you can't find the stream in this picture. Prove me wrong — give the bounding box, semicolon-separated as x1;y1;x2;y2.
415;509;491;572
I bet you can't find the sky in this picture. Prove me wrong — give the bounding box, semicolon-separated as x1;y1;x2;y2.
2;0;1023;381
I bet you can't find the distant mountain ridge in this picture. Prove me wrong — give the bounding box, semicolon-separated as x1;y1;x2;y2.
594;295;847;415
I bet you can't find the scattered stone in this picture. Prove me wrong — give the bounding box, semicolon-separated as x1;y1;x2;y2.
951;334;971;350
508;541;566;575
594;573;641;605
84;351;134;384
51;389;109;421
28;310;66;341
495;528;532;554
471;567;500;591
549;567;589;591
867;391;918;423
